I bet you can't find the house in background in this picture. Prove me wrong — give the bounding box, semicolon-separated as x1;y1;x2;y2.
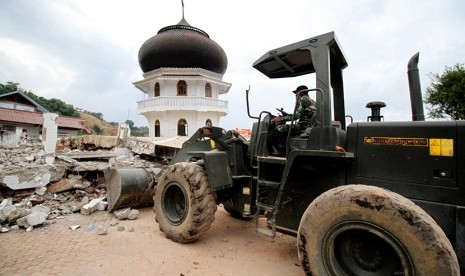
0;91;90;146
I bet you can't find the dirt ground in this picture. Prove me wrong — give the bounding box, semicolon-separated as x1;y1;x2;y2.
0;206;304;276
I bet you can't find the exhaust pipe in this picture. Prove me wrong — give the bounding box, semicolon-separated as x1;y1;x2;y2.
407;52;425;121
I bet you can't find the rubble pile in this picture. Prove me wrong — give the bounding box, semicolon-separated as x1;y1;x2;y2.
0;142;48;169
0;142;157;233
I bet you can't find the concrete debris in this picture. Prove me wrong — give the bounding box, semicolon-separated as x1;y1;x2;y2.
128;209;139;220
26;226;34;232
0;198;11;211
124;136;187;158
35;186;47;196
114;208;131;220
80;197;106;215
96;224;107;235
10;225;20;230
70;225;80;231
1;136;166;233
2;173;51;191
97;201;108;211
110;219;119;226
1;227;9;233
15;205;50;228
6;206;30;224
0;212;6;224
58;135;118;151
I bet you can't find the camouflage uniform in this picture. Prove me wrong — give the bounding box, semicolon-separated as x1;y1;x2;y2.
269;87;316;155
276;93;316;135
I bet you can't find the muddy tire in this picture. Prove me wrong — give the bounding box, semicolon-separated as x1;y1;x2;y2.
297;184;459;276
154;162;217;243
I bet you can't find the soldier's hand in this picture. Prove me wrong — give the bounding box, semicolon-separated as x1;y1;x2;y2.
272;116;282;124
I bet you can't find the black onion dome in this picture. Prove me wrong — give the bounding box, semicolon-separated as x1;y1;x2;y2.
138;18;228;74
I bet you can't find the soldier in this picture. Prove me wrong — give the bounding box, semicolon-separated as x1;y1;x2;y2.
269;85;316;156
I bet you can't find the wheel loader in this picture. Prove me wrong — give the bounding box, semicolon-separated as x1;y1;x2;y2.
150;32;463;275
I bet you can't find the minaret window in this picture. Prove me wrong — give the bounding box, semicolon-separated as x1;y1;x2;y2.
154;82;160;97
155;120;161;137
177;118;188;136
177;80;187;96
205;83;212;98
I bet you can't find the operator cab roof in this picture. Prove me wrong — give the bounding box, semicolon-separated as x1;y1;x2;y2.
253;31;348;78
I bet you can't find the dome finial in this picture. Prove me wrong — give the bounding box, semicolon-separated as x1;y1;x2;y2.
181;0;185;19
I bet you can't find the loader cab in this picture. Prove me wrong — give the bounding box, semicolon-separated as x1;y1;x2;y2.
253;31;348;130
250;32;349;157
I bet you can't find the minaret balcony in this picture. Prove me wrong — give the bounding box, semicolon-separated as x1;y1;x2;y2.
137;96;228;114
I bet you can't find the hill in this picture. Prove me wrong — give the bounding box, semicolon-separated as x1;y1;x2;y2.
79;112;118;136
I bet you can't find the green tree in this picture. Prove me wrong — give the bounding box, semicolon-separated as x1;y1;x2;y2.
125;120;135;131
25;92;80;117
0;81;19;95
132;126;149;137
425;63;465;120
91;124;102;135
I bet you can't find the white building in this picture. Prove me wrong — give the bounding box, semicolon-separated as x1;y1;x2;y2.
134;16;231;137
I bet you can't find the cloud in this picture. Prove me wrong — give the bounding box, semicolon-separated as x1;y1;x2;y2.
0;0;464;129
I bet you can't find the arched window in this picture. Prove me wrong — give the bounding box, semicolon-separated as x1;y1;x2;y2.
177;118;188;136
155;120;160;137
154;82;160;97
177;80;187;96
205;83;212;98
205;119;212;126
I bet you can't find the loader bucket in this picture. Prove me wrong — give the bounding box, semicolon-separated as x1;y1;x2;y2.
106;167;161;211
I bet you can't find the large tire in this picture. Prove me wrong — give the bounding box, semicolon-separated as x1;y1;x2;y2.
297;184;459;276
153;162;217;243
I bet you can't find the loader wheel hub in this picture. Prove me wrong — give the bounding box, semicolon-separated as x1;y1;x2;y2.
349;233;384;270
162;182;188;225
325;222;408;275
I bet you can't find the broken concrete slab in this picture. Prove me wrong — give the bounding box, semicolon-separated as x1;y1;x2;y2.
31;205;51;217
17;213;45;228
2;173;51;190
63;135;118;150
124;136;188;158
16;205;51;228
1;165;67;190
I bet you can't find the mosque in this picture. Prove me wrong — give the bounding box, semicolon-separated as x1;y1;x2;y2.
133;6;231;138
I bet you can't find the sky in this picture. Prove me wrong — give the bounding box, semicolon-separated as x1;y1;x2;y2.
0;0;464;130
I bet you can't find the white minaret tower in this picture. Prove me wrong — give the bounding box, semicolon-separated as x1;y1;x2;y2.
134;6;231;137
